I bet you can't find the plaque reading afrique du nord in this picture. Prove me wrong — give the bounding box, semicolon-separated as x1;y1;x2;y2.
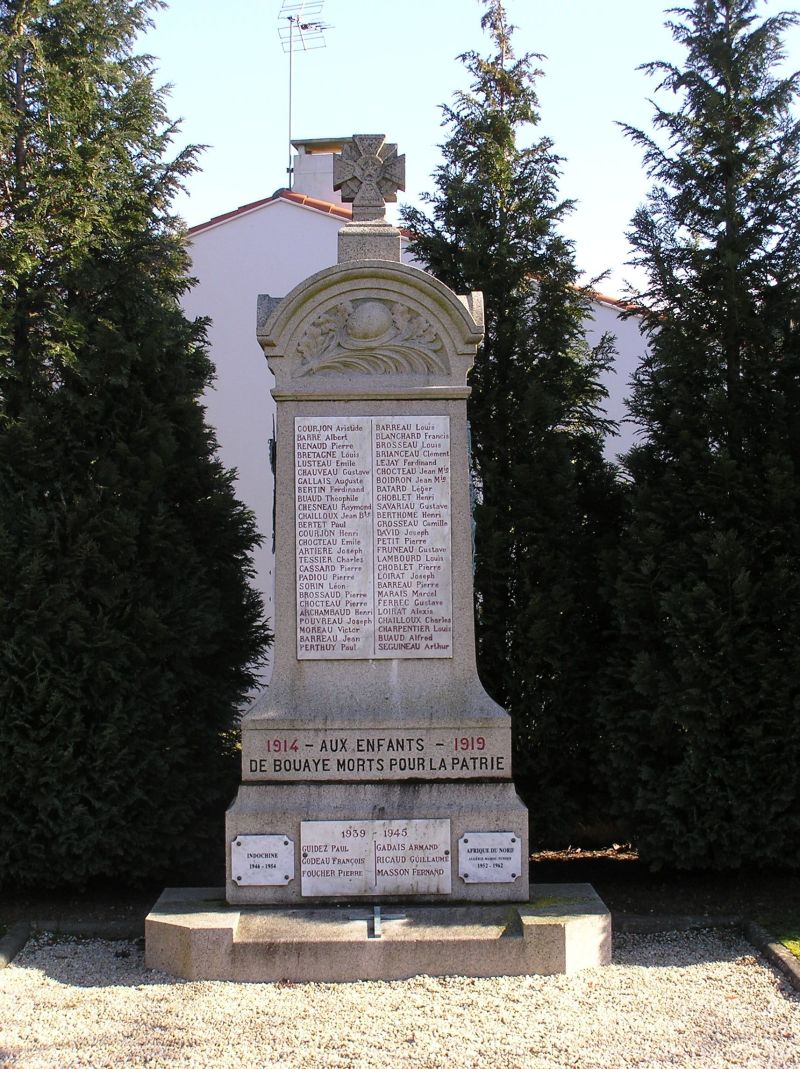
300;818;451;897
458;831;522;884
295;416;452;660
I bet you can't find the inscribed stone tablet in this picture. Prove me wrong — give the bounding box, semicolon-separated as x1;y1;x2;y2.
231;834;295;886
295;416;452;659
295;417;374;658
242;726;511;782
373;417;451;657
458;831;522;884
300;818;451;896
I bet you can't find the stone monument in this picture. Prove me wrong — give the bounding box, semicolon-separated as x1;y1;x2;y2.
146;135;611;981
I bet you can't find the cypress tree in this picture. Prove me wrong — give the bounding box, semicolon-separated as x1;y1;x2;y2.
605;0;800;868
0;0;270;887
402;0;622;840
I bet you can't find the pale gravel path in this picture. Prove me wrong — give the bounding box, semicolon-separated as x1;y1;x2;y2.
0;930;798;1069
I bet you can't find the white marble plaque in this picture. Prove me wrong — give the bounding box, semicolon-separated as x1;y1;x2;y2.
458;832;522;884
243;727;511;781
373;417;452;657
295;416;452;659
231;834;295;886
300;819;451;897
295;417;374;657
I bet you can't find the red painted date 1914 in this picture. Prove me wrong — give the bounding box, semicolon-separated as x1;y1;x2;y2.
262;738;299;753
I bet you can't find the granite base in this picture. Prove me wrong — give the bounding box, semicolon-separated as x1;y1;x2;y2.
145;884;612;982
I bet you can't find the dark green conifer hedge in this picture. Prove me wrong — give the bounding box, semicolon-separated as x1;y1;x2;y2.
0;0;270;887
402;0;623;842
603;0;800;868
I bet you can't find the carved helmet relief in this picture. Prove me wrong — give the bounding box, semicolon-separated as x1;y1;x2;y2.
295;298;449;377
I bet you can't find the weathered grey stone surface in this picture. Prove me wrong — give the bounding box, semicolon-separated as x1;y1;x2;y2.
225;782;529;905
333;135;405;220
333;135;405;262
145;884;611;982
223;137;529;912
338;224;402;263
257;259;483;398
250;262;490;737
146;889;235;981
241;722;512;783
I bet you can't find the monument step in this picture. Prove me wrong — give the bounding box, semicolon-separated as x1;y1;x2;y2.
145;884;611;982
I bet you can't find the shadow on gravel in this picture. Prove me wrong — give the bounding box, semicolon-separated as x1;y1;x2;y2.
613;927;753;967
13;938;183;989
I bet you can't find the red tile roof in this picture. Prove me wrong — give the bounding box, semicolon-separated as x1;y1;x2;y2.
186;193;636;312
187;188;352;235
586;287;644;315
280;189;352;219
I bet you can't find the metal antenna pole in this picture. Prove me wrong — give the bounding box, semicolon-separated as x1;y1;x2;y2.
288;16;294;187
278;1;330;190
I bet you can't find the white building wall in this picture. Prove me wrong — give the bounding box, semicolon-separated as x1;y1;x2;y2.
182;199;344;658
291;145;344;203
583;297;646;463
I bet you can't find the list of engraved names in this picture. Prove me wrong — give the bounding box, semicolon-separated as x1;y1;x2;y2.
295;416;452;659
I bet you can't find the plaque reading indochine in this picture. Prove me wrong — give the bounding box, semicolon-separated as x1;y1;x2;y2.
230;834;295;886
295;416;452;659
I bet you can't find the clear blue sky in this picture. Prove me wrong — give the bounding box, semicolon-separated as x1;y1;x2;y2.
141;0;800;295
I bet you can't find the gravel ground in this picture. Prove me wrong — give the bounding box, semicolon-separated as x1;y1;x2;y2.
0;929;798;1069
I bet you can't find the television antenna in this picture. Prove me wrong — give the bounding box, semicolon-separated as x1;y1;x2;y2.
278;1;331;189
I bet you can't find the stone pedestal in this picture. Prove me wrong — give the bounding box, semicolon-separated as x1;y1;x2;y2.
145;884;612;982
226;782;529;905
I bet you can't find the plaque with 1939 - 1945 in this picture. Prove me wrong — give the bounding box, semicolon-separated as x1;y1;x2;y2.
300;818;451;897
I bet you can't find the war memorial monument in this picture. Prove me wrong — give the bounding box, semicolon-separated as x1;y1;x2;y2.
146;135;611;981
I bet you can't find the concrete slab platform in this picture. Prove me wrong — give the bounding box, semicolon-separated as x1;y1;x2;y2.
145;883;611;982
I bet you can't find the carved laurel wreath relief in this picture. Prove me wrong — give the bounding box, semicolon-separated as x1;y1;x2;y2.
295;299;449;376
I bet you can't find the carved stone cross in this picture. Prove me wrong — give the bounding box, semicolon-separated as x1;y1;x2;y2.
333;135;406;223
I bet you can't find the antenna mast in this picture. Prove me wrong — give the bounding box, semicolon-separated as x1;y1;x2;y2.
278;1;330;190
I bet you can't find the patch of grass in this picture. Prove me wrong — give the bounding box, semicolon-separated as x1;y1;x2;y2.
783;937;800;959
757;913;800;961
529;894;588;910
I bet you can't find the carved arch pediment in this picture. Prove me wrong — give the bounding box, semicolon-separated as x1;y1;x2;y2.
295;299;449;378
258;261;483;397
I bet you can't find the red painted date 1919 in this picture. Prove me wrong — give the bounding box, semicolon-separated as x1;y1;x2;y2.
453;736;486;751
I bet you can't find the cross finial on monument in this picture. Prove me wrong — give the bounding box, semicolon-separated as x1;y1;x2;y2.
333;135;405;223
